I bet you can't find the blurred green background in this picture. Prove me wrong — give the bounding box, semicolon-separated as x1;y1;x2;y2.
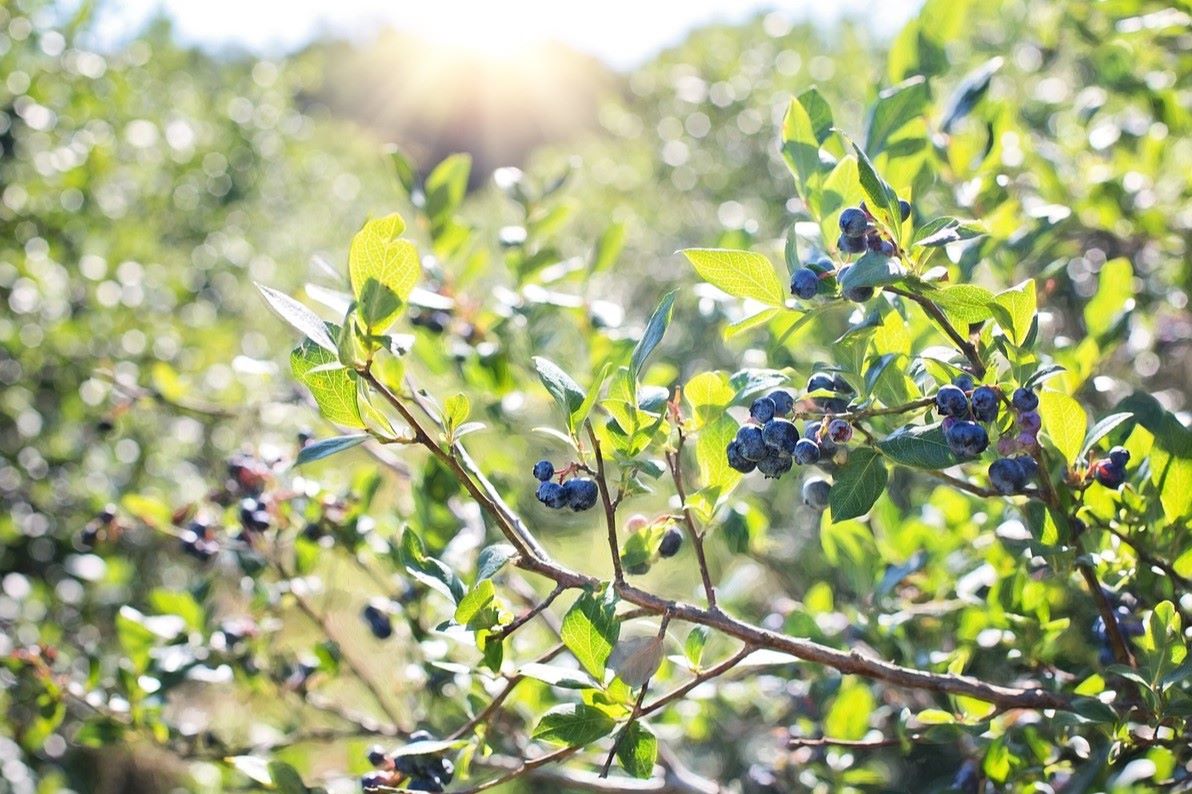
1;0;1189;791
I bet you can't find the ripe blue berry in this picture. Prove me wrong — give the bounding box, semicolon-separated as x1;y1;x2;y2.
935;385;970;418
735;425;768;461
368;746;389;767
801;477;832;510
1107;446;1130;468
867;235;896;257
793;438;821;464
807;421;836;453
757;451;793;479
944;420;989;458
1011;387;1039;412
988;457;1027;494
830;374;855;394
837;233;868;254
762;419;800;454
1014;454;1038;480
563;478;599;511
362;604;393;639
536;481;567;509
971;386;999;423
726;441;757;473
838;207;869;238
953;374;975;392
750;397;776;423
767;389;795;416
532;460;554;482
898;199;912;221
807;373;835;393
790;268;819;300
1092;460;1126;489
1018;411;1042;434
842;283;875;302
826;418;853;444
659;527;683;558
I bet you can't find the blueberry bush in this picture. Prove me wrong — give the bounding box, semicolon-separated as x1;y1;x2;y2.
3;0;1191;792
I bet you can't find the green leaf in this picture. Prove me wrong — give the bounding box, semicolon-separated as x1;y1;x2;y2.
573;362;611;431
1080;412;1134;459
617;722;658;779
931;284;995;323
294;434;368;467
631;290;677;379
533;356;585;429
590;222;627;273
838;252;904;291
878;424;958;469
696;414;742;498
781;96;820;195
1038;391;1087;465
684;626;710;668
444;393;470;433
399;528;466;604
385;145;418;196
147;588;205;633
797;87;834;144
561;588;620;680
424;153;471;226
993;280;1037;347
267;762;308;794
941;56;1002;132
912;217;986;248
348;214;420;330
829;448;888;522
532;704;616;747
1084;257;1134;337
850;142;900;229
255;283;337;353
864;76;929;155
290;338;364;428
681;248;786;307
454;579;498;629
824;679;875;741
476;544;517;581
518;663;599;690
608;635;664;687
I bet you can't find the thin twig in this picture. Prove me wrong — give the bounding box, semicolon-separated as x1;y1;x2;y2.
886;286;986;378
588;421;625;584
665;447;718;610
494;584;565;642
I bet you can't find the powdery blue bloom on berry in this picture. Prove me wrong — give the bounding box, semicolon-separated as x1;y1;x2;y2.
953;374;975;392
735;425;768;461
945;420;989;458
767;389;795;416
761;418;800;454
793;438;821;464
802;477;832;510
790;267;819;299
756;451;793;479
838;207;869;237
1011;387;1039;412
989;457;1027;494
971;386;999;423
837;232;867;254
935;384;970;418
807;373;835;393
536;481;568;509
749;396;776;423
726;441;757;473
563;478;599;511
532;460;554;482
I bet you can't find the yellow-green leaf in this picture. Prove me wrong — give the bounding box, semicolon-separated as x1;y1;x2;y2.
1038;390;1087;464
681;248;786;307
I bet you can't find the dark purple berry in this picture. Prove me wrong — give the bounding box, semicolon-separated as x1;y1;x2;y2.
1092;460;1126;489
767;390;795;416
935;385;970;418
563;478;599;511
988;457;1028;494
1011;387;1039;412
1014;454;1038;480
735;425;768;461
761;419;800;454
1107;446;1130;468
842;283;875;302
790;268;819;300
807;373;835;393
838;207;869;238
532;460;554;481
826;418;853;443
793;438;821;465
750;397;776;423
837;233;867;254
659;527;683;558
726;441;757;473
368;746;389;767
971;386;999;423
944;420;989;458
1018;411;1042;434
898;199;912;221
801;478;832;509
362;604;393;640
536;481;567;509
953;374;975;392
756;452;793;479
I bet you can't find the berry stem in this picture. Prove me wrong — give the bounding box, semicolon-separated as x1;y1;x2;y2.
666;444;719;611
885;286;986;379
587;421;625;585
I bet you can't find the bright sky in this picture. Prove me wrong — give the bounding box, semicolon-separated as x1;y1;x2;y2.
92;0;922;68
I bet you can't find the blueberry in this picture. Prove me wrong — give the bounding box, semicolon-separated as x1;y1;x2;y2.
971;386;999;423
801;478;832;510
1092;460;1126;489
867;235;896;257
816;397;851;413
659;527;683;558
1011;387;1039;412
944;420;989;458
761;419;800;454
807;421;836;453
806;373;835;393
367;745;389;767
1018;410;1042;434
935;385;970;418
536;481;567;509
750;397;776;423
837;233;868;254
988;457;1027;494
793;438;821;465
838;207;869;238
1014;454;1038;480
1107;446;1130;468
726;441;757;473
362;604;393;640
532;460;554;481
1017;431;1039;450
898;199;912;222
790;268;819;300
756;452;793;479
767;390;795;416
563;478;599;511
953;374;975;392
830;374;855;395
735;425;769;461
826;418;853;444
842;283;875;302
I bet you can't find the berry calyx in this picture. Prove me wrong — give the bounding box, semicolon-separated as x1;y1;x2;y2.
826;418;853;444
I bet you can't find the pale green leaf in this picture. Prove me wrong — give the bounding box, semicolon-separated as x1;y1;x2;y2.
681;248;786;307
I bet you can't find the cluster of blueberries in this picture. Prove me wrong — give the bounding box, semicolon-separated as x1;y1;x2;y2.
179;517;220;561
790;203;911;303
362;731;454;792
533;460;599;511
725;377;854;484
936;376;1038;493
362;601;395;640
1092;590;1145;665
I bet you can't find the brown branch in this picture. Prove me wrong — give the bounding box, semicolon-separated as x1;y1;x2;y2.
665;447;718;610
787;734;925;750
639;645;755;719
886;286;986;379
446;643;566;741
588;421;625;584
1096;521;1192;591
494;583;565;642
